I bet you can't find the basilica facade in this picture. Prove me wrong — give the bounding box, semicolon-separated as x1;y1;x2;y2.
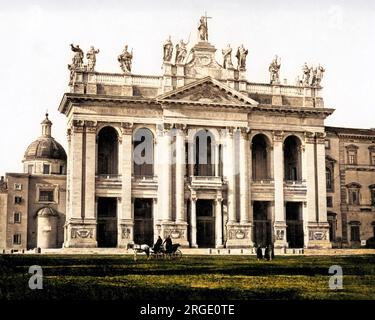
1;18;374;251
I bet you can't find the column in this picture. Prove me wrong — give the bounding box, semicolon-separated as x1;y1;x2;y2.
304;132;317;223
152;198;158;243
225;128;236;223
190;196;197;247
84;121;97;220
215;197;223;248
214;143;220;177
316;133;328;223
239;128;250;223
175;126;185;223
273;130;287;248
69;120;84;220
119;122;133;247
157;124;172;222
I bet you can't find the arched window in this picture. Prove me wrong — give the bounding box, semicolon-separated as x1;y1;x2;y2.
97;127;118;175
194;130;215;176
252;134;271;180
283;136;302;181
133;128;154;177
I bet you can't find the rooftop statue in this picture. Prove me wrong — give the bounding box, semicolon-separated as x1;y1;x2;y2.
86;46;100;72
118;45;133;73
68;44;84;70
163;36;173;63
175;39;188;64
236;44;248;71
198;14;211;41
315;65;325;86
302;62;311;86
222;44;234;69
269;55;281;84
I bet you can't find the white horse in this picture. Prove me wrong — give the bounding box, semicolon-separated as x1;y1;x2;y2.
126;243;150;261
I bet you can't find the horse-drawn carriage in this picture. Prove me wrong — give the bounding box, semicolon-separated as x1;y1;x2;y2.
126;242;182;261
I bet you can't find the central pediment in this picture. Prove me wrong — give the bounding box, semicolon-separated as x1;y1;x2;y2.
156;77;258;107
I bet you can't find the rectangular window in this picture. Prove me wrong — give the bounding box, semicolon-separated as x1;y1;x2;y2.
59;165;64;175
39;190;54;202
14;183;22;191
348;153;356;164
349;189;360;205
14;196;22;204
371;190;375;206
371;154;375;166
28;165;33;174
326;196;333;208
13;234;21;245
325;139;330;149
14;212;21;223
43;164;50;174
350;226;360;242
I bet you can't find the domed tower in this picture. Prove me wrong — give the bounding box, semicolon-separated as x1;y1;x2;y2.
23;113;67;175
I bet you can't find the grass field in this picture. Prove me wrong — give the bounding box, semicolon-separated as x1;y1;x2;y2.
0;254;374;300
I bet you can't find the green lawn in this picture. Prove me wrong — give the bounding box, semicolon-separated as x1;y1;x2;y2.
0;254;374;300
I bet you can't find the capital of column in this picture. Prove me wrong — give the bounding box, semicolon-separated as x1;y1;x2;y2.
272;130;284;142
225;126;235;137
239;127;251;138
304;131;315;144
84;120;97;133
121;122;133;135
156;123;173;137
71;120;84;133
316;132;326;144
174;123;187;133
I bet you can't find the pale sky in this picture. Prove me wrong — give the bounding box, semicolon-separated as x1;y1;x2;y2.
0;0;374;174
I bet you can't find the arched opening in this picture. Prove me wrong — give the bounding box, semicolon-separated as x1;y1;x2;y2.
194;130;215;176
133;128;154;177
252;134;271;180
97;127;118;175
283;135;302;181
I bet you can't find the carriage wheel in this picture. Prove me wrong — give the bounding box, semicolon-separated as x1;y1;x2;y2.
173;249;182;260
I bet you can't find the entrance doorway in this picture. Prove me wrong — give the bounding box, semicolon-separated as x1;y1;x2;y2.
134;198;153;246
286;202;304;248
97;197;118;247
196;199;215;247
253;201;272;246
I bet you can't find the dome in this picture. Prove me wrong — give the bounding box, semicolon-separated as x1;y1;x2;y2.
24;137;67;161
37;206;58;217
23;113;67;161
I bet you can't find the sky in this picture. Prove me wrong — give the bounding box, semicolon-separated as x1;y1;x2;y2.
0;0;374;174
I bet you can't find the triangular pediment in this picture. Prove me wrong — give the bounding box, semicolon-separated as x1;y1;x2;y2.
156;77;258;106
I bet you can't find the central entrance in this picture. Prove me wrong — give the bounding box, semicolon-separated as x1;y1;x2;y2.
196;199;215;248
134;198;153;246
286;202;304;248
97;197;118;247
253;201;272;247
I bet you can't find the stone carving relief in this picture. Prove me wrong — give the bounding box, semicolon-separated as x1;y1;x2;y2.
276;229;285;240
71;228;94;239
309;230;328;241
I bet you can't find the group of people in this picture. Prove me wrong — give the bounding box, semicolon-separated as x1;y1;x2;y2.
152;235;173;254
255;244;275;261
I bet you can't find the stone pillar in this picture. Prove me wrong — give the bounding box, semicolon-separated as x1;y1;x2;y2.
190;195;198;248
174;125;189;246
306;132;331;248
84;121;97;221
239;128;250;223
272;131;287;248
304;132;317;224
157;124;173;238
118;122;134;247
152;198;158;243
64;120;96;248
214;143;220;177
225;128;236;223
215;196;223;248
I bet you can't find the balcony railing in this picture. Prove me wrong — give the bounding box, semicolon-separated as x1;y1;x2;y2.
96;174;122;181
190;176;224;189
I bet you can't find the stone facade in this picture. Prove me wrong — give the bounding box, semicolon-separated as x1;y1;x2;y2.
1;18;374;251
